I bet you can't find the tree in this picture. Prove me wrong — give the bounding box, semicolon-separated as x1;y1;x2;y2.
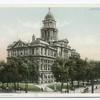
0;60;19;91
64;57;77;92
68;56;78;88
52;57;73;92
0;58;39;92
94;61;100;81
0;61;7;89
85;61;96;93
25;60;39;83
73;58;88;87
22;59;39;93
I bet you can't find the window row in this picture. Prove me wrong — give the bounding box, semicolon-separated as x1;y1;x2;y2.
40;59;54;64
40;64;51;70
8;49;31;57
40;74;53;79
32;47;56;57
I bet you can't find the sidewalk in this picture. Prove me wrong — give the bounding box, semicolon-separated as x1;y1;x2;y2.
0;83;100;93
35;83;54;92
34;82;100;93
69;84;100;93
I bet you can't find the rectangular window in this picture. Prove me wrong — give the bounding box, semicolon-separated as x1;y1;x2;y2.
32;49;34;54
41;48;43;55
41;64;42;70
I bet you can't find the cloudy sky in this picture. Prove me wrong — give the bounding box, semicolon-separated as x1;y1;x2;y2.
0;7;100;61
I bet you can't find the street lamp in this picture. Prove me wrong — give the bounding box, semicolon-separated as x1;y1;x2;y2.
91;77;94;93
24;62;29;93
66;80;69;93
66;68;69;93
58;74;62;92
90;65;95;93
54;81;57;92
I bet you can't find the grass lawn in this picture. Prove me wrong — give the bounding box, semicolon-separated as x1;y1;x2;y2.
48;83;73;92
0;83;41;92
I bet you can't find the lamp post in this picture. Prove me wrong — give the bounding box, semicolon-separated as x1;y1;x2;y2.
54;81;57;92
66;67;69;93
91;73;95;93
90;63;95;93
25;75;28;93
66;79;69;93
25;63;29;93
59;74;62;92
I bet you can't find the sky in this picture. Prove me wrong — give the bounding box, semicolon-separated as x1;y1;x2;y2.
0;7;100;61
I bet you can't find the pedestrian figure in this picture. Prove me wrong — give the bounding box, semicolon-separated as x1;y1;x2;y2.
19;87;21;93
96;86;98;89
44;87;47;92
6;86;9;93
65;89;67;93
54;85;56;92
86;87;89;92
41;87;43;92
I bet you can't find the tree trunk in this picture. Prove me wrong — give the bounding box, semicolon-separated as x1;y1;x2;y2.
71;80;74;87
6;82;9;93
77;81;80;87
61;82;63;93
83;80;84;86
7;82;9;87
14;82;16;92
66;80;69;93
17;82;19;89
2;82;4;92
91;79;94;93
2;82;4;87
25;82;28;93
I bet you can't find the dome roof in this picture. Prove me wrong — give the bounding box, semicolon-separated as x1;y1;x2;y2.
44;8;55;21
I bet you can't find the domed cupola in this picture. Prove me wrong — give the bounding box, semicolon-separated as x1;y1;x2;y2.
41;8;58;43
44;8;55;21
42;8;56;29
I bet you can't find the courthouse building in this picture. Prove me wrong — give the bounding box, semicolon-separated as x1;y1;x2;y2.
7;9;80;84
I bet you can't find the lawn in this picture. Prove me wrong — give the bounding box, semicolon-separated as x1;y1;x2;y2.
0;83;41;92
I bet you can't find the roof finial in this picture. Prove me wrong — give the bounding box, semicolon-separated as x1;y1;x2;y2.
48;7;50;12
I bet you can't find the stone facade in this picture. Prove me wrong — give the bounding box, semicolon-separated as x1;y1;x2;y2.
7;8;80;84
